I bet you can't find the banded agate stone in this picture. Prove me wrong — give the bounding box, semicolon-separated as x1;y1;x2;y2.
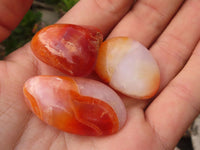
23;76;127;136
96;37;160;99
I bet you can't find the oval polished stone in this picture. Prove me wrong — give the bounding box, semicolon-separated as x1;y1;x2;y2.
96;37;160;99
31;24;103;76
23;76;127;136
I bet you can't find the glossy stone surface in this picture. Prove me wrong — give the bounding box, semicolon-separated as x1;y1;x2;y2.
31;24;103;76
96;37;160;99
23;76;126;136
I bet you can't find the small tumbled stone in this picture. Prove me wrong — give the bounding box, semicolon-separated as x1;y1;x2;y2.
31;24;103;76
96;37;160;99
23;75;127;136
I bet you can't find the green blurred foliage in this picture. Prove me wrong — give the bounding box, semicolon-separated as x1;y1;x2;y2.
32;0;60;5
44;0;60;5
36;0;79;11
58;0;79;12
2;10;42;55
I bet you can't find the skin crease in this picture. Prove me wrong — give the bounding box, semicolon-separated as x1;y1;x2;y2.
0;0;200;150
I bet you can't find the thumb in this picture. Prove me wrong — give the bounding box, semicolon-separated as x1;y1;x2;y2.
0;0;33;42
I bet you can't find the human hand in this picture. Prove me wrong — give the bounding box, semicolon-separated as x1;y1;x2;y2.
0;0;200;149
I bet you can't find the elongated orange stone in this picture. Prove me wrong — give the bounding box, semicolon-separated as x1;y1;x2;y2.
23;76;127;136
31;24;103;76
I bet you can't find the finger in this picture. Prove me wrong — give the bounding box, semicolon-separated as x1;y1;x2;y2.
108;0;184;46
103;0;183;109
151;0;200;89
58;0;135;36
145;40;200;149
0;0;33;42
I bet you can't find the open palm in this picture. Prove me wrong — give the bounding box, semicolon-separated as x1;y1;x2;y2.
1;0;200;149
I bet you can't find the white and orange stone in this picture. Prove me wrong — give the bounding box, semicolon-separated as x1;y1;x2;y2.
23;75;127;136
96;37;160;99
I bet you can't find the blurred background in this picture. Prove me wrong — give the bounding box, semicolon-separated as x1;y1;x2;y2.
0;0;199;149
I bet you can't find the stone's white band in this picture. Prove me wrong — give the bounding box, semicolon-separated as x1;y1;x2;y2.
75;78;127;129
110;40;160;98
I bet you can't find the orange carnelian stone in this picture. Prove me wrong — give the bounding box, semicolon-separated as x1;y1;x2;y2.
31;24;103;76
23;76;119;136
